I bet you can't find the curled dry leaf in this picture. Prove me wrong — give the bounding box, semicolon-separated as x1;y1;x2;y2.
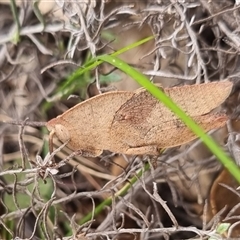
210;168;240;237
46;80;233;156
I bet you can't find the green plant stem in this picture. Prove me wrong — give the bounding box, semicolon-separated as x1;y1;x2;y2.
10;0;20;43
33;0;45;28
97;54;240;184
80;163;150;225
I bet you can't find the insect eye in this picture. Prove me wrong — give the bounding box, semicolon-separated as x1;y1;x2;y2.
55;124;70;142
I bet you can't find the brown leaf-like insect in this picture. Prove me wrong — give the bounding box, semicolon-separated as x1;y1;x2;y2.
46;80;232;156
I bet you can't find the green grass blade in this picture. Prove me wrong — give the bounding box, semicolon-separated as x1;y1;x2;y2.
58;36;154;95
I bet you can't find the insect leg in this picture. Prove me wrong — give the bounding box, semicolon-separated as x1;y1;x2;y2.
125;145;159;155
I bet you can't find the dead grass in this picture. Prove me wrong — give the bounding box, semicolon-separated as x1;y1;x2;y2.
1;0;240;239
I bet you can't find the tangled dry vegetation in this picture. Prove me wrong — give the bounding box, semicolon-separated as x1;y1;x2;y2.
1;0;240;239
